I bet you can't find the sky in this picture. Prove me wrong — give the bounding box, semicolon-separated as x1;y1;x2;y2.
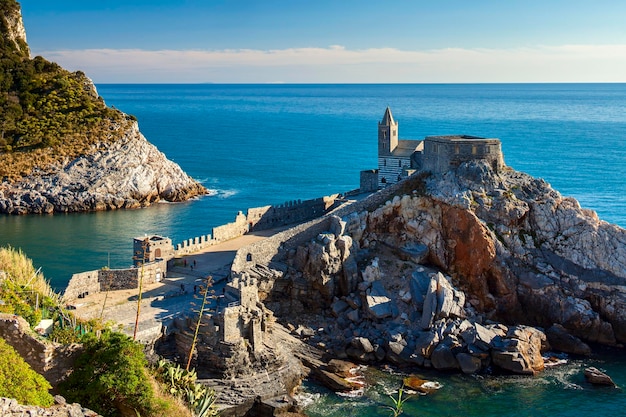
19;0;626;83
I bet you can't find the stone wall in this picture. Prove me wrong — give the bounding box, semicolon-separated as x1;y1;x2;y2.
0;314;81;387
249;195;340;232
213;211;249;242
378;155;411;187
231;216;333;274
172;195;342;259
64;259;166;302
231;173;426;277
360;169;378;193
421;135;504;174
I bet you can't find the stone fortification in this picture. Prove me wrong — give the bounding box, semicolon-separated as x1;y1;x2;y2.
419;135;504;174
248;195;340;232
64;259;166;302
174;195;341;257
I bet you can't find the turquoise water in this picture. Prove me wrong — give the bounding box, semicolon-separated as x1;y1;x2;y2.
1;83;625;416
301;348;626;417
2;84;625;291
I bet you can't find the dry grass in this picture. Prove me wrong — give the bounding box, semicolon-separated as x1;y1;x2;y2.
0;246;60;304
148;374;194;417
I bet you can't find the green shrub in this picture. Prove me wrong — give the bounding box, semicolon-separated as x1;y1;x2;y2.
60;330;156;417
0;336;53;406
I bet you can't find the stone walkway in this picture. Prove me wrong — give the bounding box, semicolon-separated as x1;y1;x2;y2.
72;229;281;341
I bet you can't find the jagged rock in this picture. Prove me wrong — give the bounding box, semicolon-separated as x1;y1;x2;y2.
545;323;591;356
331;299;349;317
397;243;429;264
456;353;482;374
584;367;617;387
346;337;375;361
0;123;207;214
491;326;545;375
365;281;394;319
362;258;382;283
431;339;460;371
0;397;101;416
351;337;374;354
317;370;357;392
327;359;356;377
435;273;466;320
460;323;500;351
414;331;439;358
421;273;465;329
347;309;360;323
420;277;438;329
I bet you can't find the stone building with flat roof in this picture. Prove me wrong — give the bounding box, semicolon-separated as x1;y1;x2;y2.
132;235;174;266
368;107;504;189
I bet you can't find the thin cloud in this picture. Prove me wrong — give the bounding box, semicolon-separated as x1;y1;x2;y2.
33;45;626;83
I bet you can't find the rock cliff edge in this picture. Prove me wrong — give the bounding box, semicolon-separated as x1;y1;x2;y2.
0;121;207;214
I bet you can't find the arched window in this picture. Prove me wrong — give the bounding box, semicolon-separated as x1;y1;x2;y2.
155;248;162;258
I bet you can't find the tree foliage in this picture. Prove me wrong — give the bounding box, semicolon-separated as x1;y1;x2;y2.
60;330;157;417
0;336;54;407
0;0;132;180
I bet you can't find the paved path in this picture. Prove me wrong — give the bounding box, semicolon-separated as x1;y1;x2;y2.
72;229;281;340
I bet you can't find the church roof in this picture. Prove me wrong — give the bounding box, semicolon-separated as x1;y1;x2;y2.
390;140;423;157
380;106;396;126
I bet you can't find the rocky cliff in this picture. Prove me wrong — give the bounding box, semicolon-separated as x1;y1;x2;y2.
247;161;625;375
0;121;207;214
0;1;207;214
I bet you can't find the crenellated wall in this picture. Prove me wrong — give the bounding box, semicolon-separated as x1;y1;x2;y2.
173;195;342;257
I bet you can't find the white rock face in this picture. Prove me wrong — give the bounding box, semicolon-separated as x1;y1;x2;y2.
0;122;207;214
3;2;29;55
352;160;626;345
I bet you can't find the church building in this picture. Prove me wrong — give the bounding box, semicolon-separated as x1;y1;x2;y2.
364;107;504;190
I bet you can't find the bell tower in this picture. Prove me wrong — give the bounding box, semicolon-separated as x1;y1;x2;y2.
378;107;398;156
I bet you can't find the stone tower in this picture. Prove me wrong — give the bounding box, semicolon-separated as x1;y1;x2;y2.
378;107;398;156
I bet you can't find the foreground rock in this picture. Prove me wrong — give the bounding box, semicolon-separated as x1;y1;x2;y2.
584;367;618;387
0;122;207;214
0;396;101;417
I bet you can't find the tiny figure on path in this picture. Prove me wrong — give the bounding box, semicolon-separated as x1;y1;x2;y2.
180;283;185;294
183;259;187;267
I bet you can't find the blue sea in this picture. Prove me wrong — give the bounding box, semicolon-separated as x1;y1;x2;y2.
1;84;625;416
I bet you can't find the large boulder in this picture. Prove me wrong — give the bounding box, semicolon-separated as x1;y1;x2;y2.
491;326;545;375
365;281;395;319
545;323;591;356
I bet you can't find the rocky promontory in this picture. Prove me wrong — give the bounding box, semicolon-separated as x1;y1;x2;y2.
0;1;207;214
238;160;626;377
0;121;208;214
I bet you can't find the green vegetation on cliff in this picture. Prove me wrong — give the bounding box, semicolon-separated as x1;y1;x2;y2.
60;330;160;417
0;245;211;416
0;0;133;181
0;336;54;407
